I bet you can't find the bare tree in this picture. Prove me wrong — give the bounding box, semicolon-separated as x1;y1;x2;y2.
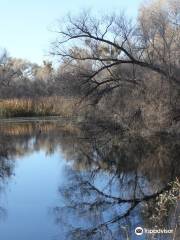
51;1;180;100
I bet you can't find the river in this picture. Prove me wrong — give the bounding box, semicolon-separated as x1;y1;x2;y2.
0;119;179;240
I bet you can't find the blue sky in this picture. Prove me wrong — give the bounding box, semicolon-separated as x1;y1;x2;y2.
0;0;143;65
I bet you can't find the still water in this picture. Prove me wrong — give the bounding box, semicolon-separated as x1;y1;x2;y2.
0;120;179;240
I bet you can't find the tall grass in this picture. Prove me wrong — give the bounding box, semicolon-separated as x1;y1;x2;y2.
0;97;78;118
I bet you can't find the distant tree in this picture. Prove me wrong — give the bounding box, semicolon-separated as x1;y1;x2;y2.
0;50;21;87
0;52;58;99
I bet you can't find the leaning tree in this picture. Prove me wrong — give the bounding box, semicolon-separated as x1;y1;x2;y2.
52;0;180;97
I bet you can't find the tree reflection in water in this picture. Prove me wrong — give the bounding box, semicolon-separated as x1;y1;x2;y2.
0;121;179;239
52;126;180;240
0;133;16;221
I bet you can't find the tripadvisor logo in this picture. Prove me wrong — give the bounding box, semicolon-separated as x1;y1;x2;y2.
135;226;174;236
135;227;143;236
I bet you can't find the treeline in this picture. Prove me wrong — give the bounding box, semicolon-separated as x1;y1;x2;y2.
0;52;84;99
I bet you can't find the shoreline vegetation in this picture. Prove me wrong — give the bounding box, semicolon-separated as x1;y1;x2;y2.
0;97;78;118
0;96;180;137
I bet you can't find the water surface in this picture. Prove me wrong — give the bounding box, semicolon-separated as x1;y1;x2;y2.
0;120;179;240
